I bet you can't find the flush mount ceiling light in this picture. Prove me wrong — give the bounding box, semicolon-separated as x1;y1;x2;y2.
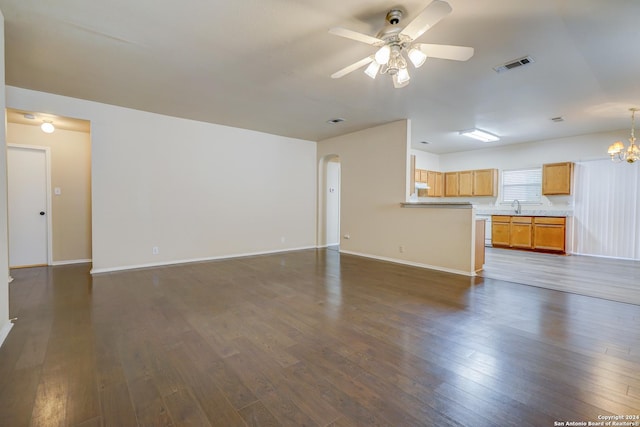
459;129;499;142
41;120;55;133
608;107;640;163
329;1;474;89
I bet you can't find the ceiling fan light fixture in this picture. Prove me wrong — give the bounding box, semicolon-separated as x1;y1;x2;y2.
460;129;499;142
392;73;410;89
396;67;410;84
374;45;391;65
364;61;381;79
408;47;427;68
328;2;473;89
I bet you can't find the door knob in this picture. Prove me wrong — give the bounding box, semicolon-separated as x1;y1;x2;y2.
39;211;45;216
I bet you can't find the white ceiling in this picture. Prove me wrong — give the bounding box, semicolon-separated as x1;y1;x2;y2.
0;0;639;154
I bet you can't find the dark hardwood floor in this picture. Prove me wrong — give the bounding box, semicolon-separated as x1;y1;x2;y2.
1;249;639;426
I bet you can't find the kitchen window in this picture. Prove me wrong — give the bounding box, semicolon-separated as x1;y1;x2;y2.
501;168;542;204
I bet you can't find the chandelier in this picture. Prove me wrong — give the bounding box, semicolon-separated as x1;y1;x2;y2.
608;108;640;163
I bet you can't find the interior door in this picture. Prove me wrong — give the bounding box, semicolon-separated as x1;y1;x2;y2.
8;146;49;267
326;159;340;246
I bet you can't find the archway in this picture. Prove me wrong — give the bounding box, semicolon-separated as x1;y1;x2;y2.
317;154;341;248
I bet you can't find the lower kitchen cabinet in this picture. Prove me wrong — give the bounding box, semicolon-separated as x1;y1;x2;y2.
510;217;533;248
533;217;566;252
491;216;511;246
491;215;566;253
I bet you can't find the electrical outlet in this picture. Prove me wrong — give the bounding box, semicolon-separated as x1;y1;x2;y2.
343;234;350;240
399;245;405;253
152;246;159;255
281;236;286;243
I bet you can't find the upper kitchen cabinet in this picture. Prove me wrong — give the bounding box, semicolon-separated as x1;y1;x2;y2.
444;172;459;197
449;169;498;197
415;169;443;197
425;168;497;198
542;162;573;195
473;169;498;197
458;171;474;196
427;171;443;197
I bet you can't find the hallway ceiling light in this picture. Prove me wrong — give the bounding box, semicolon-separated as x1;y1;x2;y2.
459;128;499;142
608;108;639;163
41;121;55;133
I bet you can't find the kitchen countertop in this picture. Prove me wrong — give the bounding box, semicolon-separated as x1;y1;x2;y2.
474;208;573;217
401;202;473;209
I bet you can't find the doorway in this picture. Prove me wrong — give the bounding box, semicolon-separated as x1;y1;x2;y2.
7;145;51;267
326;158;340;248
318;154;341;250
6;108;92;267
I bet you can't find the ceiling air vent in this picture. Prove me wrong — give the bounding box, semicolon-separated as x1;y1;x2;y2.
493;56;535;73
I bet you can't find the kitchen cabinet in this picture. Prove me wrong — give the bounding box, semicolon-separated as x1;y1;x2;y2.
491;216;511;247
533;217;566;252
543;162;573;195
510;216;533;248
491;215;566;253
444;172;459;196
443;169;497;197
427;171;443;197
473;169;498;197
491;215;511;247
415;169;443;197
458;171;474;196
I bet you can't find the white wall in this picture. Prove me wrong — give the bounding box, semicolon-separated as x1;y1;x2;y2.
6;87;317;273
318;120;475;275
438;130;624;171
413;149;440;171
0;11;12;347
412;130;627;210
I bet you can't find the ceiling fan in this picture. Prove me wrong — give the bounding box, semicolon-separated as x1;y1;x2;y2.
329;0;474;88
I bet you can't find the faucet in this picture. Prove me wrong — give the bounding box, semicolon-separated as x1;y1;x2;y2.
511;199;521;215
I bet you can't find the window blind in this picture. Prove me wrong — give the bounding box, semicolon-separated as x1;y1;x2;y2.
501;168;542;203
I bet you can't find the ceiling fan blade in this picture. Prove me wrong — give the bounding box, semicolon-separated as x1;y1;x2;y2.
414;43;474;61
400;0;452;41
329;27;384;46
331;57;374;79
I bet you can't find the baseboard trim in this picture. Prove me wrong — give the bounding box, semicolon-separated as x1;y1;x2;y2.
90;246;317;275
339;250;474;277
51;259;92;266
0;321;14;349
